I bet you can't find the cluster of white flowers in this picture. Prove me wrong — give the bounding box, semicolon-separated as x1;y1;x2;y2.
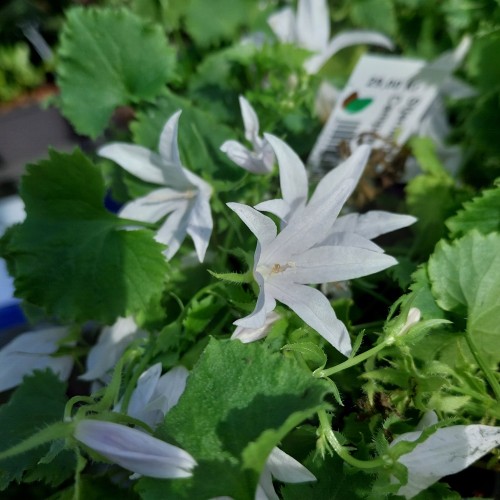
0;2;496;498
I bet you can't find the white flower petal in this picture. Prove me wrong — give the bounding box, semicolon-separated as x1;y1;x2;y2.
264;178;355;262
266;447;316;483
319;232;384;252
119;188;185;223
239;96;260;144
291;245;397;284
121;363;163;421
296;0;330;52
267;7;296;44
227;203;277;248
254;199;291;222
394;425;500;499
234;273;276;329
158;110;183;168
264;134;308;212
308;145;370;211
304;30;394;73
99;143;165;185
74;419;196;479
231;311;280;343
186;194;213;262
333;211;417;239
155;203;191;260
155;366;189;415
0;327;73;392
80;317;146;381
270;282;351;356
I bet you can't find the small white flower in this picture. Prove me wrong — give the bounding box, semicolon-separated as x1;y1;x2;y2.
99;111;213;262
0;327;73;392
74;419;196;479
391;411;500;499
116;362;189;429
256;134;416;238
80;317;146;382
231;311;281;343
267;0;393;73
220;96;275;174
256;447;316;499
228;148;398;355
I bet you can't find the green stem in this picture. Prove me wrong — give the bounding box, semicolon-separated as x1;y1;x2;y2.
464;328;500;402
318;410;388;469
0;422;72;461
317;340;388;378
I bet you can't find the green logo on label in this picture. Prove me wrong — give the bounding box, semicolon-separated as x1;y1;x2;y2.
342;92;373;114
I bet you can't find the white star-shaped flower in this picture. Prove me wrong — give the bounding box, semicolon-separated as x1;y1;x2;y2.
228;150;398;355
99;111;213;262
220;96;275;174
391;411;500;499
267;0;394;73
255;134;416;245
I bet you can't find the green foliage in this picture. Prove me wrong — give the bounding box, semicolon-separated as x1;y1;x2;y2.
350;0;397;35
0;149;168;324
184;0;262;48
428;231;500;366
282;452;374;499
406;140;471;256
131;91;238;179
137;339;331;499
0;371;73;491
446;179;500;237
57;7;176;138
0;43;44;103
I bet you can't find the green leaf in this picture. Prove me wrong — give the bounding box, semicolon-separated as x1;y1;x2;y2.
467;30;500;92
282;452;373;499
1;150;168;324
406;174;470;257
282;342;327;370
446;180;500;237
137;338;331;499
0;371;73;490
184;0;259;47
350;0;397;35
57;7;176;138
410;137;451;178
182;295;225;339
428;231;500;366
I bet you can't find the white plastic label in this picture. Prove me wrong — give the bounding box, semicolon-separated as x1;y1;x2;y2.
308;43;469;170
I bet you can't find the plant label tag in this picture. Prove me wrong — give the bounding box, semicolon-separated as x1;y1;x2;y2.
308;48;466;171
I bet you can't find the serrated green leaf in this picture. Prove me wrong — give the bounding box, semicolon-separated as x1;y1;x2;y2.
1;150;168;324
0;371;73;490
446;180;500;237
137;338;331;499
57;7;175;138
182;295;225;339
406;174;470;256
428;231;500;366
282;342;327;370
